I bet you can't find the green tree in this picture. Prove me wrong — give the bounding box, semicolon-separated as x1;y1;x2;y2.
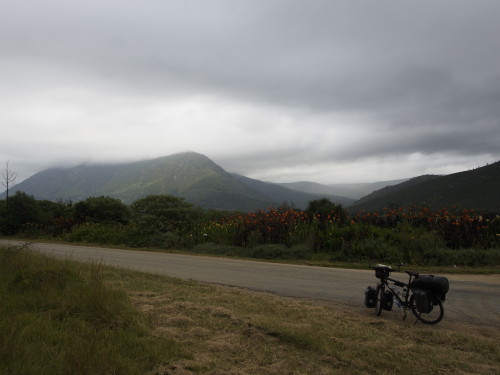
1;191;40;234
130;195;201;235
74;196;130;224
306;198;348;225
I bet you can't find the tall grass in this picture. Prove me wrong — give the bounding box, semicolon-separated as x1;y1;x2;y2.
0;244;183;375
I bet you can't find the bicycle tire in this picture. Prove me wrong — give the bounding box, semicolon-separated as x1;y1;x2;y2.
375;285;384;316
409;294;444;325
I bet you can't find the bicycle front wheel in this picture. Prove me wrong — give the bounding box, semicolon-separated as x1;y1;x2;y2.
375;285;384;316
410;294;444;325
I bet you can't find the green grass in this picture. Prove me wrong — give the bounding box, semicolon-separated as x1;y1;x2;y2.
0;244;184;375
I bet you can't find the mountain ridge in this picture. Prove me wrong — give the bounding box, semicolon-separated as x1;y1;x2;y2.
348;161;500;213
3;152;499;213
4;152;273;211
4;152;352;211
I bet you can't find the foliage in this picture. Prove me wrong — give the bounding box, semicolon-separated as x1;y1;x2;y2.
73;196;130;224
0;191;41;235
2;190;499;267
0;244;183;374
306;198;348;226
130;194;202;235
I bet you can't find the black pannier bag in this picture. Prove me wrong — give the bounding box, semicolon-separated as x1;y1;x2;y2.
383;290;393;311
413;289;433;314
410;275;449;301
365;286;376;308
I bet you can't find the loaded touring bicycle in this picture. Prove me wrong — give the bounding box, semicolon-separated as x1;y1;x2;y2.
365;264;449;325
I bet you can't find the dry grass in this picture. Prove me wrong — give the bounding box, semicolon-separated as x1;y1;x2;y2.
105;268;500;375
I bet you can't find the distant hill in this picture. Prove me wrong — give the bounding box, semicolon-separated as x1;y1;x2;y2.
279;179;408;200
353;175;441;204
4;152;276;211
233;174;356;208
348;162;500;213
4;153;498;213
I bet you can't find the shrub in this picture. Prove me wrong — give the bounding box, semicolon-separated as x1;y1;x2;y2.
130;195;201;235
73;196;130;225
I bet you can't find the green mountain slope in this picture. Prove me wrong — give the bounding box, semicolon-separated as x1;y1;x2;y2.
233;174;356;208
279;179;408;200
6;152;275;211
349;161;500;213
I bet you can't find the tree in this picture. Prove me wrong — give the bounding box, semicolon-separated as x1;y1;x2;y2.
1;160;19;233
130;195;201;235
1;191;40;234
1;160;18;201
73;196;130;224
306;198;348;226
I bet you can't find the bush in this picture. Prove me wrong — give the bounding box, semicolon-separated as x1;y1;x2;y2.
130;195;202;235
65;223;130;245
74;196;130;225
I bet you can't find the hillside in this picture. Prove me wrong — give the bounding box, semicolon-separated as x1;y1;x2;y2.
349;161;500;213
353;175;441;204
4;152;276;211
232;174;356;208
279;179;408;200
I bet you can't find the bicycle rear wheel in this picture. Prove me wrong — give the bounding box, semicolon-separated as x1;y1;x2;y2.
375;285;384;316
409;294;444;324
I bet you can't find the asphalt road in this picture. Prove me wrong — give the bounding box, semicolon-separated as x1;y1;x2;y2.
2;240;499;328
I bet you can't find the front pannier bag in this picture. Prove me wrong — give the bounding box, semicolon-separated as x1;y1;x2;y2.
365;286;376;308
413;289;433;314
383;290;393;311
410;275;449;301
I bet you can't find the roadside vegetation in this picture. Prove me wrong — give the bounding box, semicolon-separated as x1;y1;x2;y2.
1;244;498;374
0;243;183;374
1;192;499;268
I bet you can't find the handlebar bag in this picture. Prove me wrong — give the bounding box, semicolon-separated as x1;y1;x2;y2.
374;265;392;279
410;275;449;301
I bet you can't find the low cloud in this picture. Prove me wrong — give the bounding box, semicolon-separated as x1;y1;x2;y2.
1;1;499;184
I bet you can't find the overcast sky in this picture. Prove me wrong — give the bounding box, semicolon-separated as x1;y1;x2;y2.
1;0;499;185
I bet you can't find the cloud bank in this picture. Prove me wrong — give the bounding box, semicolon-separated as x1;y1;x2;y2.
1;0;499;184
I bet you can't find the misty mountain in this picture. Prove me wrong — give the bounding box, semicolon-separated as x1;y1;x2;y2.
4;152;498;213
278;179;408;200
4;152;275;211
348;162;500;213
232;174;356;208
3;152;351;211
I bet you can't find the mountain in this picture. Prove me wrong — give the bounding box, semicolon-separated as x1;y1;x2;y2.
4;152;276;211
232;174;356;208
4;153;499;213
353;175;441;204
348;162;500;213
278;179;408;200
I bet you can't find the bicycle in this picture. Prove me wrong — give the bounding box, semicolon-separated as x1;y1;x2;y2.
365;264;448;325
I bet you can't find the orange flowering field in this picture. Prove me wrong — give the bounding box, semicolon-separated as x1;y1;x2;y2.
200;205;500;265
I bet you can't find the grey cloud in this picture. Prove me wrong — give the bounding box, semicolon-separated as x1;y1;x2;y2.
1;0;499;183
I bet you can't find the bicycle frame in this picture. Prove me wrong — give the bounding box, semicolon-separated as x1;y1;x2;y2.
377;271;419;317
